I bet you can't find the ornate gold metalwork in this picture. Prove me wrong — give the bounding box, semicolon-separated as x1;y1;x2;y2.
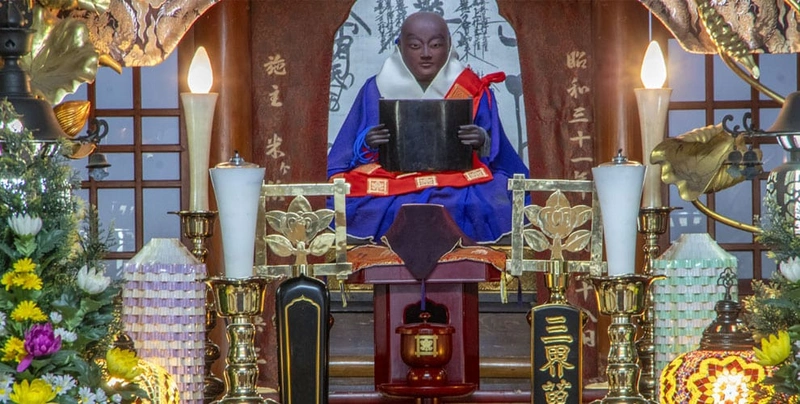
265;195;336;267
24;5;99;104
636;207;677;402
168;210;223;401
73;0;219;67
257;179;351;278
206;277;278;404
589;274;665;404
506;174;605;277
719;52;784;104
53;100;91;138
170;210;218;263
695;0;759;79
523;189;592;261
651;124;747;201
692;199;761;233
641;0;800;55
98;53;122;74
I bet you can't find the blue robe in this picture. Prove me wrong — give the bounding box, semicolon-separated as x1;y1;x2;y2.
327;76;529;243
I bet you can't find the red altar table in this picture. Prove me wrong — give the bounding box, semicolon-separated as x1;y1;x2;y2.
346;257;502;389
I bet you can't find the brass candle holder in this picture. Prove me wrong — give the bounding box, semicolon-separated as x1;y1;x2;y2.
170;209;224;403
590;274;664;404
206;276;272;404
635;207;675;400
172;210;218;263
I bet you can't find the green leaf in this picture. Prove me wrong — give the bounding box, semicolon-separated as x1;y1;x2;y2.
0;242;18;260
14;237;36;257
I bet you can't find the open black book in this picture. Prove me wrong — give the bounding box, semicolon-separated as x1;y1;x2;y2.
378;99;473;172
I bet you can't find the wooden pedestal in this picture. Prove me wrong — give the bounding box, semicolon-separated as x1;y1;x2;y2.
347;261;500;389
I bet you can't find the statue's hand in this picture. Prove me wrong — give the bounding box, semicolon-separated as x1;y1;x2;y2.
458;124;486;148
365;124;390;148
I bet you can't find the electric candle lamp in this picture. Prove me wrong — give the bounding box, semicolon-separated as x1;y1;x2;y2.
182;46;218;212
636;40;672;209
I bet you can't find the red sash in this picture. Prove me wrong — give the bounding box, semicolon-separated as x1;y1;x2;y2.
336;69;506;198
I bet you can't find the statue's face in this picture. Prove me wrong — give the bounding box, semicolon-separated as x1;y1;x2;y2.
399;14;450;86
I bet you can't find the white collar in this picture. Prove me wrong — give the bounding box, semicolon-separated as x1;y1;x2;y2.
375;45;464;99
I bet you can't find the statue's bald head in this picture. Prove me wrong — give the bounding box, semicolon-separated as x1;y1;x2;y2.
398;12;451;88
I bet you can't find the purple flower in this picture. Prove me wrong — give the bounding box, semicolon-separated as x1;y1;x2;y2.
17;323;61;372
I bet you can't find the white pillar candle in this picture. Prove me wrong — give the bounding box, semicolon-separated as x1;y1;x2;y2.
210;154;265;278
593;152;645;276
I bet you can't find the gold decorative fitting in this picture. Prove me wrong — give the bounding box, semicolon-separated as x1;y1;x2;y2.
53;100;90;138
523;189;592;261
651;124;744;201
695;0;759;78
506;175;605;277
265;195;336;266
257;179;352;279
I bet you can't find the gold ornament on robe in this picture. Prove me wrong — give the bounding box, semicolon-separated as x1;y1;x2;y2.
651;124;759;202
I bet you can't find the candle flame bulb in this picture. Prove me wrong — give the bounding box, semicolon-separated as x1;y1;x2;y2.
641;41;667;89
188;46;213;94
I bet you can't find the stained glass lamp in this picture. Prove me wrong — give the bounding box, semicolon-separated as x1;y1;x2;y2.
659;268;769;403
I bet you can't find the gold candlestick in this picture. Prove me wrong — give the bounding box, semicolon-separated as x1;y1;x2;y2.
207;276;273;404
635;207;675;401
590;274;664;404
171;210;217;263
169;209;223;402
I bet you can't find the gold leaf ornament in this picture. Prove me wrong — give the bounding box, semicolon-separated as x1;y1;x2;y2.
308;233;336;256
522;229;549;252
651;124;745;201
264;234;295;258
21;5;99;105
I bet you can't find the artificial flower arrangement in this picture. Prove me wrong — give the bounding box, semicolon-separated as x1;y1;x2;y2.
0;99;146;403
743;194;800;403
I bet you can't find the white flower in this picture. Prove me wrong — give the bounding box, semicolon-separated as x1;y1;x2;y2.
54;328;77;343
7;213;42;237
41;374;75;396
6;120;22;133
111;394;122;403
0;373;13;402
781;257;800;283
49;311;62;324
94;388;108;402
76;266;111;295
0;312;6;337
78;386;96;403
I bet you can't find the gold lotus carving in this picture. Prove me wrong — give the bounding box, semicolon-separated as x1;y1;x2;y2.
523;190;592;261
264;195;336;265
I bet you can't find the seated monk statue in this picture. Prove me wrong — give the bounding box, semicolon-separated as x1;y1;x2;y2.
327;11;529;244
